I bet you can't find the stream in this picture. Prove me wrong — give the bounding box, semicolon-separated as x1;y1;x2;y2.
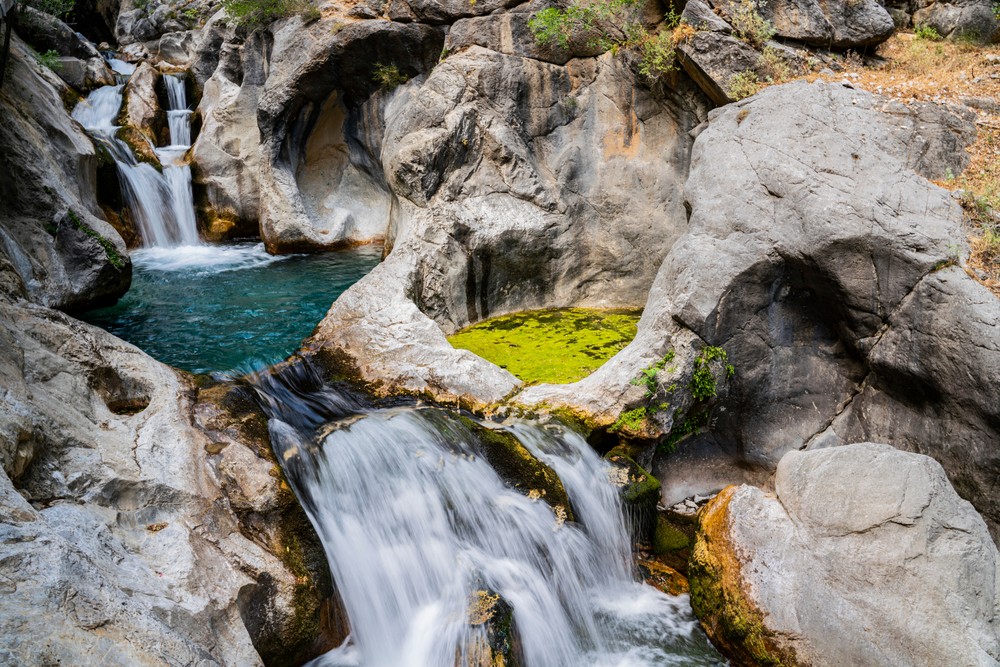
253;368;725;667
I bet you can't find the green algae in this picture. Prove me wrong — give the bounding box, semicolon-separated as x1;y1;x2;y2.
448;308;641;385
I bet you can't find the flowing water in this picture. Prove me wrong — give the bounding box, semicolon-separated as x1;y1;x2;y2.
253;369;725;667
72;69;198;247
81;243;381;374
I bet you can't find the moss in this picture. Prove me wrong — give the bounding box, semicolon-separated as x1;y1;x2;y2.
605;445;661;542
458;415;574;521
448;308;641;385
654;515;690;553
638;558;690;596
688;487;798;667
67;209;126;270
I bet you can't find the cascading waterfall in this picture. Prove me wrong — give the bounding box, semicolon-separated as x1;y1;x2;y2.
155;74;199;246
253;368;723;667
72;68;199;247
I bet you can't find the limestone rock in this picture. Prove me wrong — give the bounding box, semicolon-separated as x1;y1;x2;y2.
0;297;341;665
307;47;708;402
713;0;895;48
54;55;116;91
511;82;1000;542
122;61;163;145
689;444;1000;666
0;35;130;311
677;29;765;105
884;0;999;39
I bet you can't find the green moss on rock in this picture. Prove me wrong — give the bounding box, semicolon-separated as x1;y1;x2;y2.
688;487;798;667
458;415;574;522
654;515;690;553
604;445;661;543
448;307;641;384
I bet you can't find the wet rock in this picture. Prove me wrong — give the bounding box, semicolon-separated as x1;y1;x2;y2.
122;61;163;145
605;445;661;543
54;55;116;91
0;35;130;311
637;558;690;596
689;444;1000;666
458;415;573;521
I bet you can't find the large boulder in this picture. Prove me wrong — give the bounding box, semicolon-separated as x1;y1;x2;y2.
883;0;999;40
0;35;130;311
712;0;895;48
122;61;163;145
306;46;709;403
689;443;1000;666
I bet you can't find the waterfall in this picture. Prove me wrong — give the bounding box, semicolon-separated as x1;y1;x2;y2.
155;75;199;246
253;367;723;667
72;70;199;247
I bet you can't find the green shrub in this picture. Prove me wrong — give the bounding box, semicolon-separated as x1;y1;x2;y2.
23;0;74;18
914;24;942;40
727;70;761;100
729;0;775;47
758;45;791;82
221;0;317;29
529;0;689;81
372;63;408;89
36;49;61;71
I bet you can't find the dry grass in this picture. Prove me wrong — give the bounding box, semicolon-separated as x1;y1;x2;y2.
800;33;1000;296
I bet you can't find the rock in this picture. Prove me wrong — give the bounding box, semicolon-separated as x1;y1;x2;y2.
256;18;445;252
0;298;343;665
638;558;690;596
156;30;198;65
0;35;130;311
510;81;1000;539
53;56;116;91
189;14;263;233
682;0;734;33
884;0;999;39
122;61;163;145
402;0;520;24
462;590;522;667
605;445;661;542
457;415;574;520
14;6;102;59
714;0;896;48
444;0;606;65
677;29;764;105
689;444;1000;666
308;47;708;402
0;301;258;665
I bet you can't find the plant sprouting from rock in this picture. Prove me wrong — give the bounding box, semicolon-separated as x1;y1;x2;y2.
727;70;761;100
221;0;318;30
529;1;692;81
373;63;409;89
729;0;775;48
23;0;74;18
35;49;61;71
690;346;733;401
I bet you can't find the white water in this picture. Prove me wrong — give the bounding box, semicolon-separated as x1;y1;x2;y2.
73;70;200;248
255;372;723;667
132;242;285;274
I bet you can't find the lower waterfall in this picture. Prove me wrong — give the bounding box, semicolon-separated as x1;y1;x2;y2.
253;369;724;667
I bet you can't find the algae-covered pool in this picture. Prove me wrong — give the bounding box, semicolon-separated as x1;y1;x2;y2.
448;308;641;384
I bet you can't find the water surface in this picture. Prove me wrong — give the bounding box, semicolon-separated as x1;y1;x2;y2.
82;242;380;374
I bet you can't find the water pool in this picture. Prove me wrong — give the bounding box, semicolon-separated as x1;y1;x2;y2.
82;242;381;375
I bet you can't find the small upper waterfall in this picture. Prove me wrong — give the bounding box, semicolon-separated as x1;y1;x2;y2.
72;69;199;247
253;368;723;667
155;74;199;246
